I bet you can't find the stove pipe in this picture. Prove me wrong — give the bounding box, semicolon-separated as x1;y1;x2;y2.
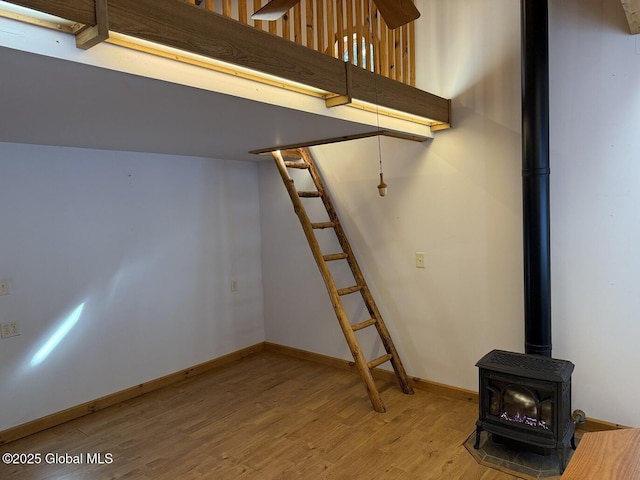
521;0;551;357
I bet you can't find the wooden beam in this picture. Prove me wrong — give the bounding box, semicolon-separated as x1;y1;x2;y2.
75;0;109;49
248;129;429;155
106;0;349;95
350;66;450;123
5;0;95;25
621;0;640;34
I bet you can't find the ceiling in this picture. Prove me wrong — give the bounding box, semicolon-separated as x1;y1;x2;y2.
0;46;383;162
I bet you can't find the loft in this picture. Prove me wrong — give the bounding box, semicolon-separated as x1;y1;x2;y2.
1;0;451;155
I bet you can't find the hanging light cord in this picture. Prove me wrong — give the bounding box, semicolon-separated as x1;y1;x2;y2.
375;89;383;177
371;0;383;175
370;0;387;196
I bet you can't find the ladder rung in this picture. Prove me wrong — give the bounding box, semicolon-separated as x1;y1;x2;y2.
323;253;348;262
368;354;393;370
298;191;322;198
352;318;377;331
284;161;309;169
311;221;335;229
280;149;302;159
337;285;362;296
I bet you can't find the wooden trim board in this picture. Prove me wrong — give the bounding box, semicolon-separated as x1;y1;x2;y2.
74;0;109;49
265;342;478;403
0;342;625;445
263;343;629;432
6;0;95;25
0;343;265;445
248;129;430;156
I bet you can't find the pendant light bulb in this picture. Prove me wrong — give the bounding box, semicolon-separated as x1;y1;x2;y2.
377;172;388;197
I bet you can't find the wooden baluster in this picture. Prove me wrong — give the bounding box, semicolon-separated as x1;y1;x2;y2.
294;2;302;44
371;5;380;75
222;0;232;17
239;1;247;24
409;20;415;86
336;0;344;61
364;0;372;72
388;24;395;80
282;10;290;41
393;28;402;81
345;0;353;65
355;0;363;69
326;0;335;56
253;0;263;30
205;0;214;12
402;24;408;84
380;14;388;77
314;0;323;53
305;0;314;49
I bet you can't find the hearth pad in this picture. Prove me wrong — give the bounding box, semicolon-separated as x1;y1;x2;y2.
464;430;580;479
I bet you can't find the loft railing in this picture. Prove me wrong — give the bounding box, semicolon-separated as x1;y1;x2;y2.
185;0;416;86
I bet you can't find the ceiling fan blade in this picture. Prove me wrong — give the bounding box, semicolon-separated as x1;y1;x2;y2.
252;0;301;21
374;0;420;29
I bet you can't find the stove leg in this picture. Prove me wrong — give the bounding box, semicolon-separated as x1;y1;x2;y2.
558;444;569;474
474;427;482;449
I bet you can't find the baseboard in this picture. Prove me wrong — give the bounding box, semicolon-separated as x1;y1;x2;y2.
0;342;265;445
263;342;627;432
1;341;624;444
577;418;628;432
264;342;358;372
264;342;478;402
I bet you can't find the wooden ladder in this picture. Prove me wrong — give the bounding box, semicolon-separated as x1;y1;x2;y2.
271;147;414;412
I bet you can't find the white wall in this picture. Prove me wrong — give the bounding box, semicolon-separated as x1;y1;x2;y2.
0;143;264;431
549;0;640;427
261;0;640;427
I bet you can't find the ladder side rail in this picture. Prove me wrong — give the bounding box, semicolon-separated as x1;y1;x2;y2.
271;150;387;412
299;148;366;288
299;148;414;395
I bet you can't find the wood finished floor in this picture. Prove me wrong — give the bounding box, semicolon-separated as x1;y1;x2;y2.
1;352;522;479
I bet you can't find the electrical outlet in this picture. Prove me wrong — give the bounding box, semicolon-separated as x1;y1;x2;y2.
0;279;9;296
231;280;238;292
1;321;21;339
415;252;425;268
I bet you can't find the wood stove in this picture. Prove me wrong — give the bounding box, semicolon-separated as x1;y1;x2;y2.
474;349;575;472
472;2;578;474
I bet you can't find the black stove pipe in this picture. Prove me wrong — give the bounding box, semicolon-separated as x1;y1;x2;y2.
521;0;552;357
